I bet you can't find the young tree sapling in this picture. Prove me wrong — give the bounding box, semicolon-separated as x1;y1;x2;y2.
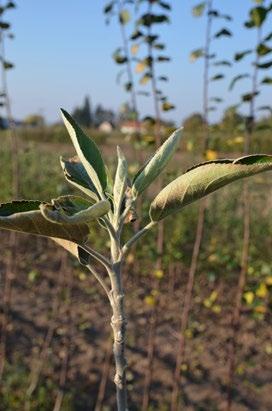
0;110;272;411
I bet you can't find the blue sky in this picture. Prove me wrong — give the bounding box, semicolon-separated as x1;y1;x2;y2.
5;1;272;124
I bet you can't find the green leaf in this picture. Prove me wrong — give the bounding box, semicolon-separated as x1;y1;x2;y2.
60;156;99;201
257;60;272;69
208;9;219;17
153;43;165;50
214;28;232;38
211;74;224;81
3;61;14;70
113;146;128;218
250;6;267;27
229;74;250;91
261;76;272;84
234;49;253;61
162;101;175;111
104;1;115;14
210;97;223;103
157;55;171;62
221;14;232;21
132;128;182;198
242;91;259;102
138;13;169;27
245;20;255;28
213;60;232;67
257;43;272;56
0;21;10;29
5;2;16;9
40;196;110;224
150;155;272;221
130;30;143;40
258;105;272;113
263;31;272;42
61;109;107;196
112;49;128;64
192;2;206;17
119;9;131;25
0;200;89;243
158;2;171;11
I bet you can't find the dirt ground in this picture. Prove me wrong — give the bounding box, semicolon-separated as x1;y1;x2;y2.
0;229;271;411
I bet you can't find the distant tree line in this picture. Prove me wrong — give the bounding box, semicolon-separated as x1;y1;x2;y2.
71;95;116;128
183;106;272;134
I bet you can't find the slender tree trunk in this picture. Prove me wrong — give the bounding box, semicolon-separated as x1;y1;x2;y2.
225;26;261;411
203;0;213;152
117;0;140;135
0;24;19;381
171;199;206;411
226;185;250;411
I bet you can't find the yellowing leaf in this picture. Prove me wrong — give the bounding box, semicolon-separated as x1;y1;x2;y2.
140;74;151;85
185;329;193;338
162;101;175;111
208;254;218;262
153;269;164;279
265;344;272;355
210;291;218;303
127;253;134;264
256;283;268;298
145;295;156;306
205;149;218;161
212;304;221;314
186;141;193;152
244;291;254;305
265;276;272;286
131;44;139;55
203;298;212;308
119;9;131;25
135;61;146;73
233;136;244;144
254;305;267;314
78;272;87;281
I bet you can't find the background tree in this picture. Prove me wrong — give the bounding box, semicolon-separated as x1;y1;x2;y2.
93;103;116;127
104;0;139;131
0;0;18;381
129;2;175;407
183;112;207;132
220;106;244;133
23;114;45;128
72;95;93;128
171;2;233;409
226;2;272;409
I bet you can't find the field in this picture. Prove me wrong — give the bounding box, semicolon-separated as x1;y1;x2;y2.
0;130;272;411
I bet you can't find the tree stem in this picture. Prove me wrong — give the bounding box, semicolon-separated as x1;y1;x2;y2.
109;262;128;411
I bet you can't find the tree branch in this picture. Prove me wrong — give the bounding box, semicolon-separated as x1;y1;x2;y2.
87;265;111;300
121;221;156;259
